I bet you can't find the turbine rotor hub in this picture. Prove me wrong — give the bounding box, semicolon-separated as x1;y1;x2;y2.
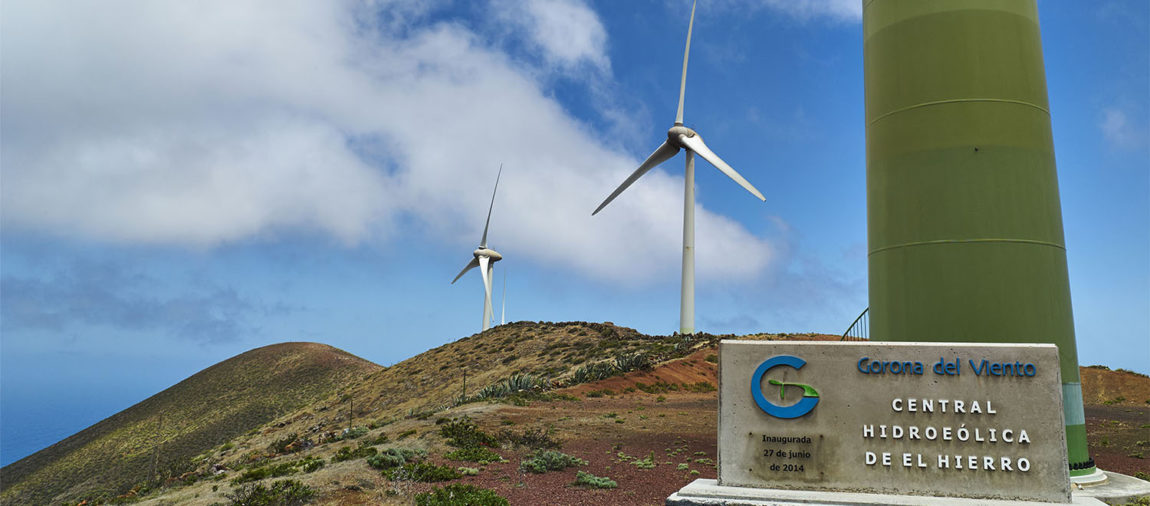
668;125;696;146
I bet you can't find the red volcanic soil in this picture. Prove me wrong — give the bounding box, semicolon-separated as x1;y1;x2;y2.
439;350;1149;505
325;346;1149;505
562;347;720;397
1079;366;1150;477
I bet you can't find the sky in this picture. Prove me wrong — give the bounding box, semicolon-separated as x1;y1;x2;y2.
1;0;1146;466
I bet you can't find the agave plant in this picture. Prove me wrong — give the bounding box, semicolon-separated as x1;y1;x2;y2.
484;384;510;399
505;373;541;393
614;353;651;373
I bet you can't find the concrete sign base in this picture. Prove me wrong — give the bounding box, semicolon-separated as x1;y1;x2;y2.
666;479;1109;506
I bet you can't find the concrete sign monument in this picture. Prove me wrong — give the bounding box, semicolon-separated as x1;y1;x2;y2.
707;341;1071;503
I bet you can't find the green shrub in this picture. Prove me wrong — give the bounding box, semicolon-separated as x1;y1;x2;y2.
226;479;315;505
367;452;405;470
366;448;426;470
397;429;418;440
440;417;496;449
415;484;508;506
632;451;656;469
1115;368;1149;379
231;461;299;484
519;450;587;474
337;426;369;440
368;418;394;430
457;466;479;476
686;381;716;393
331;445;377;463
573;470;617;489
496;427;562;449
704;354;718;363
361;433;390;446
385;462;461;482
299;456;325;473
445;447;504;463
635;381;680;394
1103;396;1127;405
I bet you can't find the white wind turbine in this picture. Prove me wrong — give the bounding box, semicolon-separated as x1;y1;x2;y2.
452;166;504;332
592;1;765;335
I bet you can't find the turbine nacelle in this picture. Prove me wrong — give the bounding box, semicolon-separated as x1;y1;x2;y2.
474;248;502;261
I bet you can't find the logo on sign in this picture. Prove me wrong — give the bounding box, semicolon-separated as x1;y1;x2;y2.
752;355;819;419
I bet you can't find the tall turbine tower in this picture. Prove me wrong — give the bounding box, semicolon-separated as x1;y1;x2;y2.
864;0;1096;481
592;1;765;335
451;166;504;332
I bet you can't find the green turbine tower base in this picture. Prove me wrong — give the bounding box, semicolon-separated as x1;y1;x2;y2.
863;0;1093;476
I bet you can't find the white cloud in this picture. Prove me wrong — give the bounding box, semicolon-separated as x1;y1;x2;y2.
1100;107;1148;151
0;0;771;284
493;0;610;74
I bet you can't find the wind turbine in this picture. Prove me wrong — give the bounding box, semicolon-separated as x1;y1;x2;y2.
452;165;504;332
592;1;765;335
500;269;507;326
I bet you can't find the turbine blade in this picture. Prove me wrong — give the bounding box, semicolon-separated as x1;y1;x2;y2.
679;133;766;201
675;0;697;125
593;141;680;215
500;269;506;326
480;164;502;248
451;257;481;284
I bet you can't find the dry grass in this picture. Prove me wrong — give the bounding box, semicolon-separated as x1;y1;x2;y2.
0;342;380;506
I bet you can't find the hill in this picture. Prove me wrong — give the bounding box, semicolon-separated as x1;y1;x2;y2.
0;342;381;505
8;325;1146;505
134;327;1145;505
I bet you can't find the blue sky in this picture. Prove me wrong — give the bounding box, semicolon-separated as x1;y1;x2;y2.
1;0;1146;465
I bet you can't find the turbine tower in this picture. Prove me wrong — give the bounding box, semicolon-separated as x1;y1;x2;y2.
451;166;504;332
592;1;765;335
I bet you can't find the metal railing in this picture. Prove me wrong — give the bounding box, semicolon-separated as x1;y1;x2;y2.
842;307;869;341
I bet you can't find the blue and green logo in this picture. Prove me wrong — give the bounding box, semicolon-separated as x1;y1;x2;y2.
751;355;819;419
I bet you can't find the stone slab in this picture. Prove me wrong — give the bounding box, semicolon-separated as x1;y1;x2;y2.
666;479;1109;506
1074;471;1150;503
719;341;1070;503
